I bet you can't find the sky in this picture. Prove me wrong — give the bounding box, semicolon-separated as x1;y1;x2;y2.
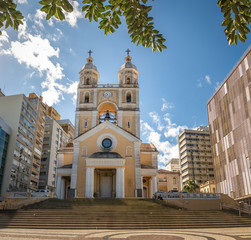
0;1;250;169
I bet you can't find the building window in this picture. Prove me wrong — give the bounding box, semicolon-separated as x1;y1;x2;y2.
127;120;130;128
126;77;130;84
84;120;88;128
173;177;177;184
84;93;90;103
86;78;90;85
126;92;132;103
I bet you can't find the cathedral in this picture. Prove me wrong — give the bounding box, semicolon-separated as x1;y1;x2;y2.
55;50;158;199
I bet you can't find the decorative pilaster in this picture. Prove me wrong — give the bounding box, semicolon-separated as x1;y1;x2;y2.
94;88;97;107
149;178;153;199
134;142;141;197
70;143;79;189
116;167;125;198
152;176;157;196
135;111;140;138
118;89;122;107
74;112;80;138
117;111;122;127
92;111;97;127
85;167;94;198
56;176;62;199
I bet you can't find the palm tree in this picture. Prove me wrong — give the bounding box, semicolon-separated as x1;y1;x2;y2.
183;180;199;193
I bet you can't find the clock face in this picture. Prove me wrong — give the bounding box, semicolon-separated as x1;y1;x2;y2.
102;138;112;149
104;91;112;98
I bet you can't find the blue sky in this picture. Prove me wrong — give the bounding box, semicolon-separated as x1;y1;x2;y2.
0;1;250;168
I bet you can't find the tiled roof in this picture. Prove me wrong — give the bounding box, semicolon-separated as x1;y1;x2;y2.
140;143;158;152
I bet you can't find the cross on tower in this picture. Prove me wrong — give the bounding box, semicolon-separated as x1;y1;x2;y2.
88;49;93;57
126;48;131;56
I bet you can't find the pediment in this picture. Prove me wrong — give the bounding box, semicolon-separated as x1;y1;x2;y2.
73;121;141;144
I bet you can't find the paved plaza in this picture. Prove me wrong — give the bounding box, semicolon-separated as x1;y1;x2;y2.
0;227;251;240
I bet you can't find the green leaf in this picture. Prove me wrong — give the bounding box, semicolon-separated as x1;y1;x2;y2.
61;0;73;12
40;5;51;13
56;7;65;20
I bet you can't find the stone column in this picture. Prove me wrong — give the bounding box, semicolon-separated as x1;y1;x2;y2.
116;167;125;198
149;178;153;199
56;176;62;199
92;111;97;127
152;176;157;196
71;143;79;190
85;167;94;198
141;176;143;193
117;111;122;127
61;178;65;200
134;142;141;197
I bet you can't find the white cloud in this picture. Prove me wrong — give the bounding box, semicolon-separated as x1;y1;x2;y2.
0;31;9;47
33;1;84;28
149;112;164;131
142;106;188;168
17;0;27;3
141;122;180;168
64;1;84;27
64;81;78;103
163;113;187;138
161;98;173;111
0;19;76;106
34;10;46;28
205;75;211;84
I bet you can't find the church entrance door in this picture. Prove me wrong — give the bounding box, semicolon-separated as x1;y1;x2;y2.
100;175;112;198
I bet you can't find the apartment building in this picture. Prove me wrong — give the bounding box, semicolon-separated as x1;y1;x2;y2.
57;119;74;140
178;126;214;187
27;93;46;191
39;117;74;191
46;105;61;120
0;94;38;196
0;117;11;200
158;169;181;192
166;158;180;172
207;47;251;202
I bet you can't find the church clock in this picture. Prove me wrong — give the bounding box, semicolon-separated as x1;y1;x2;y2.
103;91;112;98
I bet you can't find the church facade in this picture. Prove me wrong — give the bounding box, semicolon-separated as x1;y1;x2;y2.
55;51;158;199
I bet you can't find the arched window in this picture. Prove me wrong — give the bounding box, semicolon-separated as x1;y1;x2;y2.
84;93;89;103
126;77;130;84
126;92;132;103
173;177;177;184
86;78;90;85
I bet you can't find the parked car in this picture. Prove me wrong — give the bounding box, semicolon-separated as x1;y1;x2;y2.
168;190;179;193
35;189;49;193
179;191;188;194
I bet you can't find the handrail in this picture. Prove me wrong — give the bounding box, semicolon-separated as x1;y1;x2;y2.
221;202;251;216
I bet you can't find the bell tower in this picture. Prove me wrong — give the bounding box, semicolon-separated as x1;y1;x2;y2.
117;49;140;138
75;49;140;139
75;50;100;138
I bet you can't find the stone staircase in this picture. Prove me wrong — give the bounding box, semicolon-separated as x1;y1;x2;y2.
0;199;251;229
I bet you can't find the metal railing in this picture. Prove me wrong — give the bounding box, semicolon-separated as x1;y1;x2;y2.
6;192;50;199
161;192;221;199
221;203;251;216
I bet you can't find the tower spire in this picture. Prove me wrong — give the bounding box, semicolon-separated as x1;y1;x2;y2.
88;49;93;57
126;48;131;56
